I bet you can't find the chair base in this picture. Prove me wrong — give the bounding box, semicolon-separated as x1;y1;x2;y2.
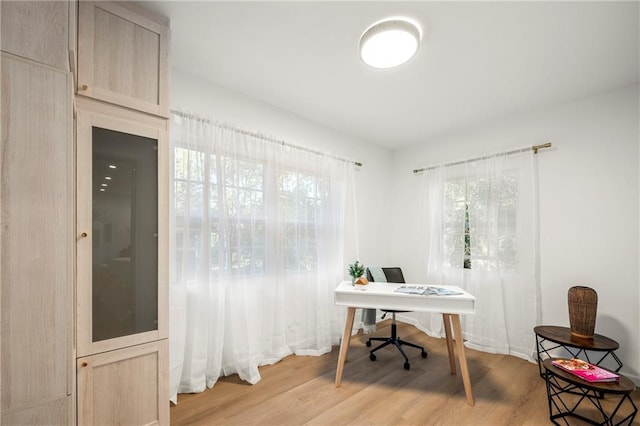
366;314;427;370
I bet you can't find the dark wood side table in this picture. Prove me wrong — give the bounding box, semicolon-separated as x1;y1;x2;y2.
535;325;623;378
543;358;637;425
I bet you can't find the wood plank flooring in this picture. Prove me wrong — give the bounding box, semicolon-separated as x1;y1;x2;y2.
170;321;640;425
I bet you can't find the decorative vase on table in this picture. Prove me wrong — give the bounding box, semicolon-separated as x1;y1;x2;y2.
568;286;598;338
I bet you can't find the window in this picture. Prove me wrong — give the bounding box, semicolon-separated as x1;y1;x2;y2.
442;171;518;271
420;151;539;359
174;147;323;277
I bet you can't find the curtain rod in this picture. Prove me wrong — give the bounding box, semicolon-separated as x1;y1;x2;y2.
412;142;552;174
170;109;363;167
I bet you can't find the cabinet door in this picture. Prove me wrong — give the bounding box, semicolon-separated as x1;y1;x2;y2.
1;54;73;414
76;108;168;357
77;1;169;117
77;340;168;426
0;1;70;70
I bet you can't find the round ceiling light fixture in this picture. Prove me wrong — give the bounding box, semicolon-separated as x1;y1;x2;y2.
359;18;421;69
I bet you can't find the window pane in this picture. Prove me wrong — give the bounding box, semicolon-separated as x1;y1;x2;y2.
238;160;263;190
175;227;202;281
208;154;219;213
175;180;187;211
188;150;205;181
188;182;203;217
278;168;319;271
174;147;189;180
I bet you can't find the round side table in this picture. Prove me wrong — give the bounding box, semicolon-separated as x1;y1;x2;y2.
534;325;623;378
543;358;637;425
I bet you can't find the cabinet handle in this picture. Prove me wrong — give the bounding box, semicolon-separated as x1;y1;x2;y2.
81;84;88;91
81;362;88;367
81;232;88;238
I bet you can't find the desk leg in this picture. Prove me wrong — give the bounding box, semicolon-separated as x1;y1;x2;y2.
451;314;474;406
442;313;456;375
335;307;356;387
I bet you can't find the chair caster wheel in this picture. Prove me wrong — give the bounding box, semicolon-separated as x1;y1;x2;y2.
366;340;372;347
404;362;410;370
421;351;428;358
369;353;376;361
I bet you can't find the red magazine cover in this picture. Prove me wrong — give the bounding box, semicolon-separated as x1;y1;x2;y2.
551;358;619;382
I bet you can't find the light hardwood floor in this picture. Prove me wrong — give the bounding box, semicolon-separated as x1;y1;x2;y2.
170;321;640;425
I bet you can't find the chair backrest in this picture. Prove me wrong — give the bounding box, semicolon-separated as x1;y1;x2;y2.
366;267;406;284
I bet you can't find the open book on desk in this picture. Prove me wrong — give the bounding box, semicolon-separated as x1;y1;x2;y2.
394;285;464;296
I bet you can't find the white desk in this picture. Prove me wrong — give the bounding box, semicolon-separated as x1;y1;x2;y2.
334;280;477;406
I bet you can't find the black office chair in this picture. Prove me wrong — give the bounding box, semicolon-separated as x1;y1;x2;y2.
365;267;428;370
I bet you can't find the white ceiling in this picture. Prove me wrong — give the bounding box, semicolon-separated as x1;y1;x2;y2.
144;1;639;149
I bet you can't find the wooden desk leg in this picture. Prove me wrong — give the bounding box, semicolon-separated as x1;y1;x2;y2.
442;313;456;375
335;307;356;387
451;314;474;406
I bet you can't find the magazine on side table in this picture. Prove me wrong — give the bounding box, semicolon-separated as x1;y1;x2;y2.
551;358;620;382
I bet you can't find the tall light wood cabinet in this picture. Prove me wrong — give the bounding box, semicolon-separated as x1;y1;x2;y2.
1;2;74;425
1;1;169;424
74;2;170;425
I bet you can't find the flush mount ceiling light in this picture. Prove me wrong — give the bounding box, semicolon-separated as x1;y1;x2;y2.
359;18;421;69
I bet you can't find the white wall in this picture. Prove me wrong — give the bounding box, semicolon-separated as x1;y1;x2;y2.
391;85;640;382
171;69;394;270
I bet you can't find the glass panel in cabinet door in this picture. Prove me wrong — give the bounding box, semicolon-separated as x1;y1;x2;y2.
92;127;158;342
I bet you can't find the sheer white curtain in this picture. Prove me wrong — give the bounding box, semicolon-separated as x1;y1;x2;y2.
169;111;356;403
414;150;540;360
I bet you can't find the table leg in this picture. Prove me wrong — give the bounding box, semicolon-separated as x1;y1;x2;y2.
335;307;356;387
442;313;456;375
451;314;474;406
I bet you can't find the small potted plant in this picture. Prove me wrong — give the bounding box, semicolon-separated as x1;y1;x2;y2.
348;261;368;286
